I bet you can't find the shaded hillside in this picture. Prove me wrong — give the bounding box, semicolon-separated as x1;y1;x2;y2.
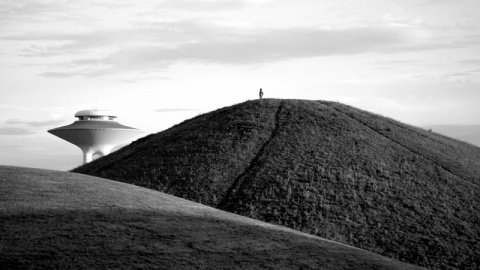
74;99;480;270
0;166;425;270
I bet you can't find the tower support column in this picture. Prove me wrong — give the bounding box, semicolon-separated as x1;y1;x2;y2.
83;151;93;164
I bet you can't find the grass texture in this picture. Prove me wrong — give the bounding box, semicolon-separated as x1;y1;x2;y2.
74;99;480;270
0;166;425;270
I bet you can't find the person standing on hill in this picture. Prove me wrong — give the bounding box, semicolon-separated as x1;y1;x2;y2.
259;88;264;99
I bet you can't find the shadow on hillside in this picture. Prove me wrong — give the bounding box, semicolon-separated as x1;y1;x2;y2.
1;209;422;270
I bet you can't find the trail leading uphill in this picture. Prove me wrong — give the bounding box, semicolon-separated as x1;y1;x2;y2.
74;99;480;270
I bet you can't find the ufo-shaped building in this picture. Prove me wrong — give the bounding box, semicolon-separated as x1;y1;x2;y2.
48;110;143;164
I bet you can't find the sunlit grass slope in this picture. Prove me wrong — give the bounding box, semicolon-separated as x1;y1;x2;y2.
74;99;480;270
0;166;425;270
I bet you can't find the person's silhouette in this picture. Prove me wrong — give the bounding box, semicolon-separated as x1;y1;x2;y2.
259;88;264;99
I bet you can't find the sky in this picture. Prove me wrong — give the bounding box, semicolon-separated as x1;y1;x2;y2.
1;0;479;171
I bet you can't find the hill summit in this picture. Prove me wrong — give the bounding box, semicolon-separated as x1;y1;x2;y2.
74;99;480;270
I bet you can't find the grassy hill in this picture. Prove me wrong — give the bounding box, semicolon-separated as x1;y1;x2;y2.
73;99;480;270
0;166;426;270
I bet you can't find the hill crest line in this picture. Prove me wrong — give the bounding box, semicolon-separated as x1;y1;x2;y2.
320;101;479;189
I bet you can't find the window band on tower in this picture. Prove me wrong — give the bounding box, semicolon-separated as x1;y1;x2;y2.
78;116;114;121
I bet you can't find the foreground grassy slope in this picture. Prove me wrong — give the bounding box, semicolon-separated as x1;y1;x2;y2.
74;99;480;270
0;166;425;270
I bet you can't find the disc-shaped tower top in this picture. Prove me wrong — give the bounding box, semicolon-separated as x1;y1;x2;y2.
74;110;117;120
48;110;143;164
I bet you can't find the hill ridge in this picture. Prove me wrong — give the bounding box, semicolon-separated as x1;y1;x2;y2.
320;101;479;189
74;99;480;270
320;101;476;188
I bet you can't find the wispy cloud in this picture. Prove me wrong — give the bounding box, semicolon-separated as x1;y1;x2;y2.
155;108;200;113
11;22;445;78
40;72;78;78
412;69;480;84
459;59;480;66
440;69;480;84
0;127;35;135
0;1;67;25
0;1;470;79
6;118;65;127
161;0;249;11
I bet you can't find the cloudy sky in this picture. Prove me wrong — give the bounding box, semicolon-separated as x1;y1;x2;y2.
1;0;479;170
